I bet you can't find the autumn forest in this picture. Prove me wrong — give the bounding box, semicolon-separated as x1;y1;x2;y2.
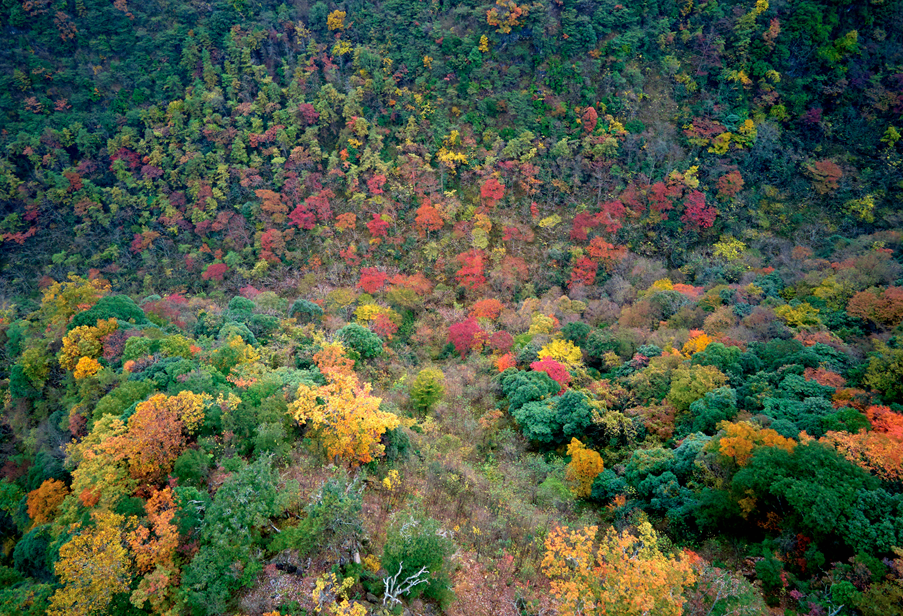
1;0;903;614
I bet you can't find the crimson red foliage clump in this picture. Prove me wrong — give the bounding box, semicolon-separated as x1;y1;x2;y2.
489;330;514;353
367;214;390;237
531;358;570;392
201;263;229;281
455;249;487;291
480;177;505;208
448;318;487;358
681;191;717;229
358;268;389;294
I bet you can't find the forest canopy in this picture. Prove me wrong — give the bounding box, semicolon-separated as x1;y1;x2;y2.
1;0;903;615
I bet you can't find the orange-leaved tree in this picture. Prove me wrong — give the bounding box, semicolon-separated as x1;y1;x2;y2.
542;522;697;616
26;478;69;526
820;406;903;482
866;405;903;439
108;391;208;483
127;487;181;612
469;298;505;321
313;341;356;377
821;430;903;482
289;372;399;466
714;420;797;467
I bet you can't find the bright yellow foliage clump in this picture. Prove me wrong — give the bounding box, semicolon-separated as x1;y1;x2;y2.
382;469;401;491
708;132;733;154
436;132;469;172
59;318;117;371
355;304;400;326
539;214;562;228
542;521;697;616
713;236;746;261
844;194;877;223
539;339;583;368
362;554;381;573
65;415;132;513
290;372;399;466
565;438;605;497
165;390;209;434
774;302;820;328
681;330;712;356
327;10;346;30
228;334;262;364
734;118;757;146
312;572;367;616
648;278;674;293
332;40;353;56
48;511;132;616
74;356;102;379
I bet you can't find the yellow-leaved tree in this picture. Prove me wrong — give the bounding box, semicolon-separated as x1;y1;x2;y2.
58;318;117;371
38;273;110;329
289;372;399;466
565;438;604;497
538;339;583;368
48;511;132;616
542;522;697;616
64;414;132;513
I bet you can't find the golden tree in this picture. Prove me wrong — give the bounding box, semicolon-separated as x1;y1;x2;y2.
38;273;110;328
74;356;102;379
289;372;399;466
538;339;583;368
58;318;117;371
65;415;133;512
48;511;132;616
565;438;604;498
327;9;346;30
542;522;697;616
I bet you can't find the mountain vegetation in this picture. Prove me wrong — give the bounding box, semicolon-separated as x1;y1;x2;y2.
1;0;903;614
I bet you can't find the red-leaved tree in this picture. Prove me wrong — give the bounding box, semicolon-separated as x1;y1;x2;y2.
448;318;488;358
358;268;389;294
480;177;505;209
681;191;717;229
531;358;570;392
201;263;229;281
456;249;487;291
